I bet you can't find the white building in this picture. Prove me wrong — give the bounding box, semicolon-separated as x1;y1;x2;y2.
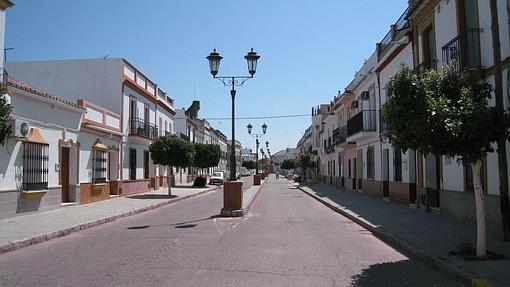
0;77;85;218
6;58;176;197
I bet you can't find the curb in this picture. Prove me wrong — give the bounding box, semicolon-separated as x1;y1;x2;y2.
297;185;482;287
0;186;221;255
244;178;268;214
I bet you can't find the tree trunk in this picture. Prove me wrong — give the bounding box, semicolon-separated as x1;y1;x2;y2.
472;160;486;258
490;0;510;241
167;165;172;196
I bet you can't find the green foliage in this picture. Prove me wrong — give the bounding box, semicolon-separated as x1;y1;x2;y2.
0;86;12;145
296;154;316;169
281;159;295;170
383;66;510;165
242;160;256;170
192;143;221;169
149;136;195;168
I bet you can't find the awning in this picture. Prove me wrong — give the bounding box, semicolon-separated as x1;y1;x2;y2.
25;128;48;144
93;140;109;151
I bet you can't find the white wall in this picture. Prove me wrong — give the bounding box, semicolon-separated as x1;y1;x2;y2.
6;59;123;114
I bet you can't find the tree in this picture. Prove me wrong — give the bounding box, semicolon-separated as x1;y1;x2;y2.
192;143;221;186
242;160;256;170
296;154;316;181
0;85;11;145
384;66;510;258
281;159;295;170
489;0;510;241
149;136;195;195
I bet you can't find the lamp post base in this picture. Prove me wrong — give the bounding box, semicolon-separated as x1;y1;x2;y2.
253;174;261;186
221;181;243;217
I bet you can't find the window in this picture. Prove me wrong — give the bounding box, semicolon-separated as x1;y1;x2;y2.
22;142;49;191
367;147;375;179
464;161;485;192
394;146;402;182
92;149;107;184
159;117;163;136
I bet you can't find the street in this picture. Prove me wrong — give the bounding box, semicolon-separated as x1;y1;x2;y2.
0;177;463;287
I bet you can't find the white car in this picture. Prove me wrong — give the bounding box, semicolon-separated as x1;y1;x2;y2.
210;171;225;185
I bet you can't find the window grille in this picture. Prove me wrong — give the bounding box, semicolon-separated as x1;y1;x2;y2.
93;149;107;184
22;142;49;191
367;147;375;179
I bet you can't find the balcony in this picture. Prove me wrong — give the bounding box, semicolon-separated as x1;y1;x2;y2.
347;110;377;142
415;59;438;76
333;126;347;145
129;118;158;140
442;29;482;75
325;144;335;154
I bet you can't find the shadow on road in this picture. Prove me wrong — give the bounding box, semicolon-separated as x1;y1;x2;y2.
127;194;178;200
350;260;462;286
125;215;220;231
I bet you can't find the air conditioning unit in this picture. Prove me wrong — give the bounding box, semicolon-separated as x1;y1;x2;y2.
351;101;359;109
9;119;30;138
361;91;370;100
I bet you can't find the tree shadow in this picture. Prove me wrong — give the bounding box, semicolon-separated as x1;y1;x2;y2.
350;260;464;287
127;194;178;200
173;185;212;189
125;215;220;230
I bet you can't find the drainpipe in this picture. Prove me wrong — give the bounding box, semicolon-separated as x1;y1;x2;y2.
377;70;385;198
120;85;124;194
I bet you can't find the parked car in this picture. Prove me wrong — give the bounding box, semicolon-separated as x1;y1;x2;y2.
210;171;225;185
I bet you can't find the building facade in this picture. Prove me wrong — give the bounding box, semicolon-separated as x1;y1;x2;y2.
302;0;510;226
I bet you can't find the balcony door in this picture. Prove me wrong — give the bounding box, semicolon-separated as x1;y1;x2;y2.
144;104;149;123
458;0;480;68
423;25;437;69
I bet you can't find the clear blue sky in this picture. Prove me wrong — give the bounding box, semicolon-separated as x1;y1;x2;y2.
6;0;408;153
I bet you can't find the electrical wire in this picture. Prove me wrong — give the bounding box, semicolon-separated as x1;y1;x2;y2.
173;113;310;121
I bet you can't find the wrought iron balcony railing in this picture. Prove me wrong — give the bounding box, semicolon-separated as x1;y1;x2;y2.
129;118;158;140
415;59;438;76
325;144;335;154
333;126;347;145
442;28;482;75
179;132;190;142
347;110;377;136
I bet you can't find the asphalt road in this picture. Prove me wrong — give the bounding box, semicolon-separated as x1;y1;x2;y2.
0;176;464;287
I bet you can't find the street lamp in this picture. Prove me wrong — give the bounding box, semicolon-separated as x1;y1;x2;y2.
207;48;260;181
247;123;268;175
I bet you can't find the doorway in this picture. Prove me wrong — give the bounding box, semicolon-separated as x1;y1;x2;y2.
60;147;71;203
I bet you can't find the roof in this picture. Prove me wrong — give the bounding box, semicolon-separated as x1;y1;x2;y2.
6;76;85;110
0;0;13;10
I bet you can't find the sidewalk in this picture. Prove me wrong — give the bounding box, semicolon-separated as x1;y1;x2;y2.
298;183;510;286
0;184;220;254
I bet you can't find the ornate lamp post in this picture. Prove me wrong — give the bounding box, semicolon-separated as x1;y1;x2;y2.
207;48;260;181
247;123;268;174
207;48;260;217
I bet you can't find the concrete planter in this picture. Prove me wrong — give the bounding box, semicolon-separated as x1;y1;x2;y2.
254;174;261;186
221;181;243;217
